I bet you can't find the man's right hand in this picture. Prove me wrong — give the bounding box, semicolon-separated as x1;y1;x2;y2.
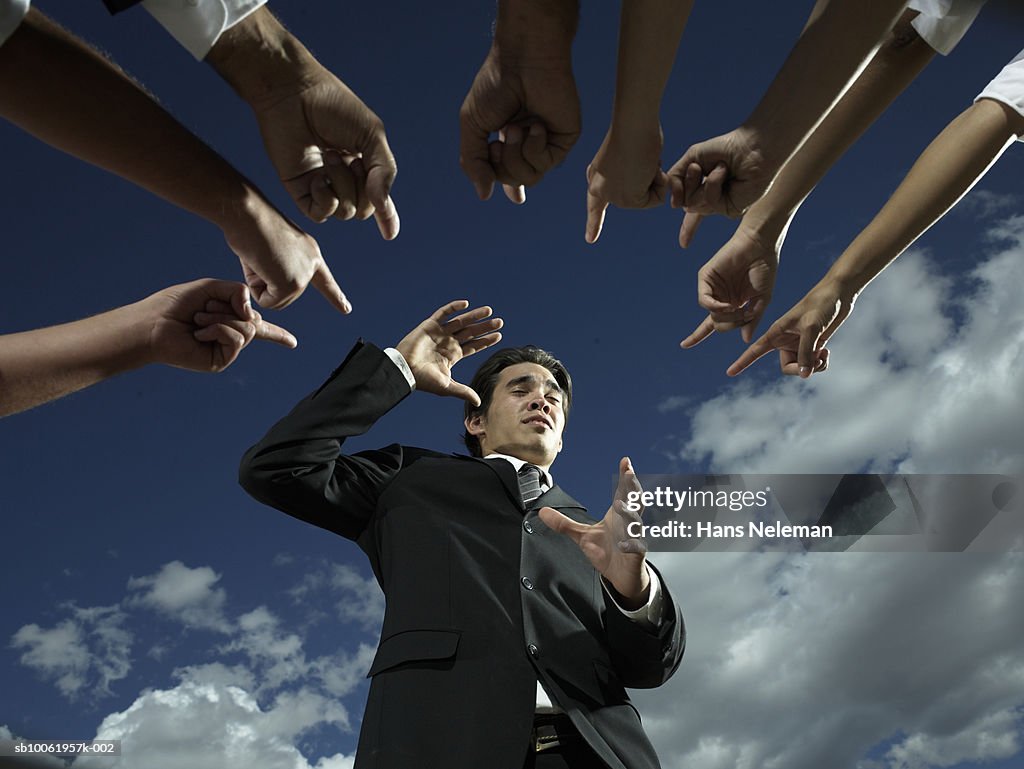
395;301;504;405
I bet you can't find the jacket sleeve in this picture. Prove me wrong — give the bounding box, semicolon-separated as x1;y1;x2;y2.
603;560;685;689
238;341;412;541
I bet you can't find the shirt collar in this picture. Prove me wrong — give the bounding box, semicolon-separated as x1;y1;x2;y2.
484;453;553;490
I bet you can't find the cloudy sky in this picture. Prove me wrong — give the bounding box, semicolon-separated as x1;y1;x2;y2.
2;2;1022;768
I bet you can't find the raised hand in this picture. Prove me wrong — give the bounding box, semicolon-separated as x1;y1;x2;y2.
143;279;296;373
539;457;650;609
395;300;504;405
727;280;854;378
681;225;780;348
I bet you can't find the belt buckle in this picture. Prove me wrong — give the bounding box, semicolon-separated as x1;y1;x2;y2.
534;724;561;753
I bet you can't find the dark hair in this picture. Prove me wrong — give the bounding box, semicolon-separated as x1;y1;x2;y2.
462;346;573;457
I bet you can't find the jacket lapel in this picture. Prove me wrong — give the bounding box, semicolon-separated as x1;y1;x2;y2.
455;455;587;514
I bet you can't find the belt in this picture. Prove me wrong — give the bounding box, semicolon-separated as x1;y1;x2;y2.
531;713;581;753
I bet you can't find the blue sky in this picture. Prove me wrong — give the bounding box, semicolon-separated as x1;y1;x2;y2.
2;2;1023;768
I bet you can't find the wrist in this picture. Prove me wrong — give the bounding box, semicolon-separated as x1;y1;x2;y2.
206;7;320;108
738;203;793;254
605;565;651;611
110;300;158;371
211;182;277;241
493;0;577;66
817;270;862;305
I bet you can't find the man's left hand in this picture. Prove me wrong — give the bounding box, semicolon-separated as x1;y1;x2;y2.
539;457;650;609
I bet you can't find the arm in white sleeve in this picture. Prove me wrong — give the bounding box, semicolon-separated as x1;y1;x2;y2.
0;0;28;47
141;0;267;59
976;48;1024;134
604;564;665;630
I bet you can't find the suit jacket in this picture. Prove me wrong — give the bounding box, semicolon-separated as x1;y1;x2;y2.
239;342;685;769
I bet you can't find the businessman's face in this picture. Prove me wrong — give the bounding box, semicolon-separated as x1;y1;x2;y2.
465;362;565;469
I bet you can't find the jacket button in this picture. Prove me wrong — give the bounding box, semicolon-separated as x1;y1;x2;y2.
523;520;534;534
527;644;539;658
521;577;534;590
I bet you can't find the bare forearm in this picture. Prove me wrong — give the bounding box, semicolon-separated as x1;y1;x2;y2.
744;8;933;240
744;0;909;174
205;7;318;106
0;303;151;417
830;98;1023;293
0;10;261;230
494;0;578;63
610;0;692;133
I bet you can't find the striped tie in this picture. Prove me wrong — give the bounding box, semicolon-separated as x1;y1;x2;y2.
518;464;543;507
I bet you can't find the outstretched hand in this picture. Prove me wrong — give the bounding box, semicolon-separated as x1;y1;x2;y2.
395;300;504;405
585;126;667;244
143;279;296;373
728;280;855;377
459;49;581;204
252;65;399;239
681;225;780;348
668;128;773;219
221;196;350;315
539;457;650;608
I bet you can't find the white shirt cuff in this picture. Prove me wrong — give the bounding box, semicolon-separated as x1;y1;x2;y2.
141;0;268;60
603;565;664;630
384;347;416;391
0;0;29;48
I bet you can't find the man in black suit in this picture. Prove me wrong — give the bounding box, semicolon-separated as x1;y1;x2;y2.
239;300;684;769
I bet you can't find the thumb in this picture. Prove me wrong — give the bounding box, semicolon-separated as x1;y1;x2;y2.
444;379;481;407
538;506;587;543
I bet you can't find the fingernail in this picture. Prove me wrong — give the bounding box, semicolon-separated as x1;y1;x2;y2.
342;298;353;314
799;366;810;377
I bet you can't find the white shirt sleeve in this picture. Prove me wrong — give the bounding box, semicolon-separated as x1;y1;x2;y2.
384;347;417;390
602;564;665;629
0;0;29;48
976;49;1024;141
140;0;268;60
906;0;986;55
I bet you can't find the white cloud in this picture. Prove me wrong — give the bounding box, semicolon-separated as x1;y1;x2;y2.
955;189;1019;220
327;565;384;631
126;562;231;633
72;680;354;769
678;218;1024;474
10;605;131;699
883;708;1022;769
287;561;383;633
221;606;375;700
0;726;68;768
222;607;309;693
638;552;1024;769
